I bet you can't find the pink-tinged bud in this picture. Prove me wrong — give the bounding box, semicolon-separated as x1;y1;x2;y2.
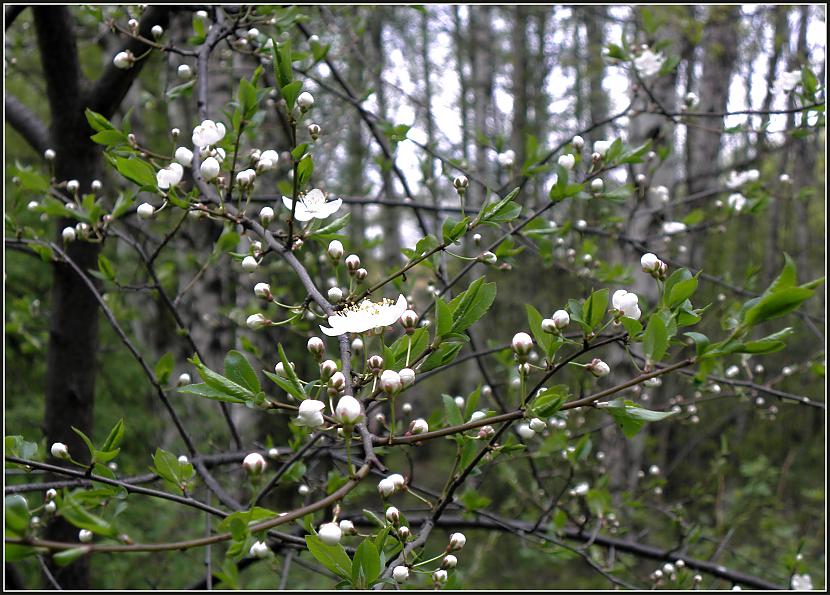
307;336;324;357
511;332;533;357
51;442;70;459
433;569;448;584
327;240;344;260
478;425;495;439
552;309;570;329
246;313;269;330
254;282;271;299
318;522;341;545
587;358;611;377
335;395;362;424
242;452;267;475
355;268;368;281
320;359;338;380
400;310;419;330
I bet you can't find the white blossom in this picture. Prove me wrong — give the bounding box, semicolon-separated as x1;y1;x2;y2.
258;149;279;171
320;294;407;336
297;399;326;428
497;149;515;167
200;156;220;180
156;163;183;189
775;69;802;94
318;522;342;545
727;193;747;212
791;574;813;590
634;48;665;77
558;154;576;170
593;140;614;157
191;119;226;148
174;147;193;166
282;188;342;222
335;395;363;424
612;289;641;319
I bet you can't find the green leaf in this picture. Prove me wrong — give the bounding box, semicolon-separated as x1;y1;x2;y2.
5;495;30;536
272;39;294;89
84;108;116;132
352;539;381;588
531;385;569;417
5;435;39;463
604;398;675;438
59;493;118;538
188;354;257;403
71;426;96;459
277;344;306;398
179;382;248;404
114;156;157;188
435;298;453;338
305;535;352;580
91;129;128;146
97;254;116;282
662;268;693;309
101;418;125;453
53;547;90;567
442;394;464;427
582;288;609;331
728;327;795;355
442;216;469;244
155;352;174;385
151;448;181;484
238;77;259;118
668;274;699;309
642;314;668;363
420;342;462;372
225;350;261;394
449;278;497;333
312;213;351;237
684;332;710;357
280;80;303;111
741;287;815;328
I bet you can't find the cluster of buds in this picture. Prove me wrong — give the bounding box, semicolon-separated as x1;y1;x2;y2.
640;252;668;280
541;309;570;333
377;473;406;498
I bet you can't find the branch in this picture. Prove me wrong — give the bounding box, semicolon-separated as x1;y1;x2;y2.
87;6;172;118
5;94;50;154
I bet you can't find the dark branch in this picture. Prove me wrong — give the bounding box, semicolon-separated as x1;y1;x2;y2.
4;94;50;154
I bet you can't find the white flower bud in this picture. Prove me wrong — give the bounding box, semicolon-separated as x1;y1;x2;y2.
449;532;466;551
552;309;570;329
298;484;309;495
590;178;604;193
297;92;315;109
473;233;482;245
177;373;192;386
409;418;429;435
246;27;260;40
399;367;415;388
479;251;497;264
442;554;458;569
242;452;267;475
137;202;155;219
177;64;193;80
641;252;661;273
319;359;338;381
62;227;76;243
433;569;448;583
558;154;576;170
113;50;134;69
529;417;546;433
327;287;343;303
250;540;270;558
307;123;321;139
345;254;361;272
351;337;364;353
241;256;258;273
453;175;469;190
79;529;93;543
335;395;363;424
91;179;103;193
318;522;342;545
649;464;661;475
517;423;536;440
246;313;269;329
725;365;740;378
338;519;355;535
176;455;189;465
46;488;57;501
306;337;324;357
44;148;56;161
200;156;220;180
327;240;344;260
511;332;533;356
393;565;410;583
151;24;164;39
402;402;413;414
50;442;70;460
400;310;419;329
297;399;326;429
779;174;791;184
66;179;80;194
44;500;57;514
170;127;180;139
587;358;611;377
380;369;402;394
253;283;271;299
385;506;401;524
571;135;584;151
397;525;410;540
378;477;396;497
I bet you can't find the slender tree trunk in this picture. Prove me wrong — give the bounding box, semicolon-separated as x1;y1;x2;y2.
510;6;530;175
469;5;494;207
452;6;471;167
582;6;609;145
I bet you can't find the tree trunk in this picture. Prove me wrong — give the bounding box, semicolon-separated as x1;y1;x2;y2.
469;5;494;207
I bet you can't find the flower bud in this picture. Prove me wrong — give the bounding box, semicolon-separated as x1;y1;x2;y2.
66;179;80;194
587;358;611;377
572;135;585;151
200;156;220;180
62;227;76;243
258;206;275;225
337;519;355;535
318;522;342;545
479;251;497;264
45;489;57;501
552;309;570;330
529;417;547;433
297;92;315;110
478;425;495;439
327;287;343;303
335;395;362;424
151;24;164;39
327;240;344;261
453;175;468;192
79;529;93;543
591;178;604;193
137;202;155;219
305;337;324;358
51;442;70;459
640;252;661;273
297;399;326;429
242;452;268;475
541;318;557;334
401;402;413;414
397;525;410;540
448;532;466;551
170;127;180;140
442;554;458;569
385;506;400;524
400;309;418;330
355;268;368;281
399;367;415;388
274;361;295;377
367;355;384;375
177;373;192;386
308;123;321;140
473;233;482;246
315;359;337;382
177;64;193;80
241;256;258;273
44;148;56;161
44;500;57;514
517;423;536;440
558;154;576;170
246;313;269;329
350;338;364;354
393;565;410;583
254;283;271;300
113;50;134;69
345;254;361;272
91;179;103;193
297;484;310;496
511;332;533;358
433;569;448;584
250;540;270;558
409;418;428;435
377;477;396;497
380;369;402;394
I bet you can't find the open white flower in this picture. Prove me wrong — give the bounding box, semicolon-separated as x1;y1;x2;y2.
282;188;342;222
791;573;813;591
156;163;183;189
775;69;802;94
634;49;665;78
191;119;226;148
320;294;407;336
727;193;747;212
297;399;326;428
612;289;641;319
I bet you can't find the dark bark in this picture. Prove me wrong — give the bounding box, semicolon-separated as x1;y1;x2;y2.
5;95;50;155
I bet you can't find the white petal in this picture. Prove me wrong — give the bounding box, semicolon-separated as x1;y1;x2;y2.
293;203;315;222
320;324;342;337
612;290;627;309
282;195;294;211
320;198;343;218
